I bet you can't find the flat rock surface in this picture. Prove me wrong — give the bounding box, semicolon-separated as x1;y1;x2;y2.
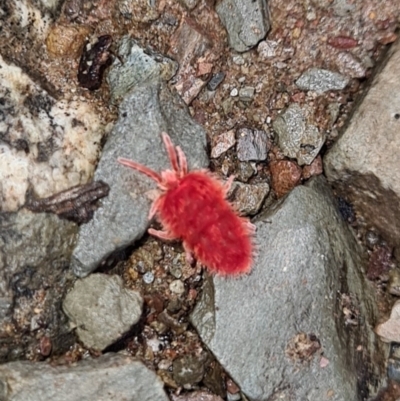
191;177;386;401
63;274;143;350
0;353;169;401
71;80;208;277
324;38;400;251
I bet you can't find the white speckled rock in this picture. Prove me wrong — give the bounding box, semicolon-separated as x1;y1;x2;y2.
0;55;104;212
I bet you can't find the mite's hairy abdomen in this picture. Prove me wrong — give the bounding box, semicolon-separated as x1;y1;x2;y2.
158;172;253;275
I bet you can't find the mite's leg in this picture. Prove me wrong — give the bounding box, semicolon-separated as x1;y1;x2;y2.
223;175;236;196
183;242;195;266
118;158;162;184
148;228;176;241
161;132;180;173
176;146;188;177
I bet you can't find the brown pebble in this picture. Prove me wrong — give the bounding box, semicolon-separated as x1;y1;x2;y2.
270;160;302;198
302;156;323;180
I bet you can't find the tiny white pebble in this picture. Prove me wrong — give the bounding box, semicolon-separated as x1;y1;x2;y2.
143;271;154;284
169;280;185;295
230;88;238;97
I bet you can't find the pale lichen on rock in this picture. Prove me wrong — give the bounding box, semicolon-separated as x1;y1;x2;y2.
0;55;104;212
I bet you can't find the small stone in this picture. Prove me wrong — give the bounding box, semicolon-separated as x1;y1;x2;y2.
335;52;367;79
273;104;325;165
270;160;302;198
376;300;400;342
295;68;349;94
257;40;278;59
227;393;241;401
167;297;182;313
237;162;254;182
216;0;270;52
232;55;245;65
211;130;236;158
172;355;205;387
237;128;268;162
302;156;323;179
230;88;239;97
170;280;185;295
229;182;270;215
143;271;155;284
63;274;143;350
388;269;400;297
365;231;380;249
46;24;91;58
207;72;226;91
170;265;183;279
239;86;255;102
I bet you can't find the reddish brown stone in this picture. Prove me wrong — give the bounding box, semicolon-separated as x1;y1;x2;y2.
302;156;323;180
327;36;358;49
270;160;302;198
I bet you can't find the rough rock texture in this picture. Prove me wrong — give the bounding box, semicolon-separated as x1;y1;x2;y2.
63;274;143;350
0;353;169;401
71;80;208;277
273;103;325;166
295;68;349;94
0;210;77;361
228;181;269;216
107;36;177;103
324;38;400;254
191;177;386;401
216;0;270;52
0;54;104;212
375;300;400;343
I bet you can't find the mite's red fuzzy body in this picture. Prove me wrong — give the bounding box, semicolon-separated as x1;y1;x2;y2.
118;133;254;275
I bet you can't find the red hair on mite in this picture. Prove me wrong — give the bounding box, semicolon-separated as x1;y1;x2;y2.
118;132;255;275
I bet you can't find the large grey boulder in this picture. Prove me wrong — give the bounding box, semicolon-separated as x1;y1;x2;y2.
324;39;400;254
191;177;386;401
0;353;169;401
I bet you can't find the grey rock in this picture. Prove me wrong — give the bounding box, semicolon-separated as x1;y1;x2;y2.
228;181;269;215
273;104;325;165
237;161;254;182
71;80;208;277
207;72;226;91
331;0;355;17
295;68;349;94
107;36;178;103
236;128;268;161
178;0;199;9
172;355;206;387
0;353;168;401
216;0;270;52
0;210;77;361
63;274;143;350
324;38;400;253
335;52;367;79
191;177;386;401
238;86;255;102
211;130;236;159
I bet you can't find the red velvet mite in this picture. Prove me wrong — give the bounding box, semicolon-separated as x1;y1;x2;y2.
118;133;255;275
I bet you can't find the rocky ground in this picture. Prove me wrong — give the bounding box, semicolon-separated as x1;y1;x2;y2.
1;0;400;400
